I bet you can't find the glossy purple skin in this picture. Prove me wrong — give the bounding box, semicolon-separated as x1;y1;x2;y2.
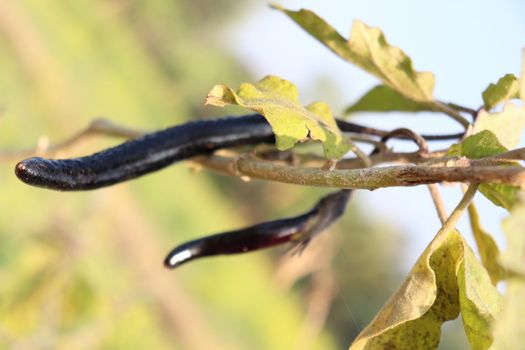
15;114;461;191
164;190;351;268
15;115;274;190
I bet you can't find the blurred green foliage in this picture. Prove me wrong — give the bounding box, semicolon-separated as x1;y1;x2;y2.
0;1;412;349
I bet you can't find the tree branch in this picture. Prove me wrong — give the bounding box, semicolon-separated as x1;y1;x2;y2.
233;156;525;190
192;150;434;177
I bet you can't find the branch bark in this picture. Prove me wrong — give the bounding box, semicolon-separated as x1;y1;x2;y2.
232;156;525;190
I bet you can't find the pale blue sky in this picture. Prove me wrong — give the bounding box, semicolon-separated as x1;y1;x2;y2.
227;1;525;266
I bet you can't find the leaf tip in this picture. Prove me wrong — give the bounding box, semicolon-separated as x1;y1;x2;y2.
204;84;235;107
268;2;284;11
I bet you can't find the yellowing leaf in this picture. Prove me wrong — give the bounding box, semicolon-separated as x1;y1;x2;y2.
467;204;505;285
473;104;525;149
482;74;520;111
458;243;502;350
349;230;462;349
491;196;525;349
273;6;435;102
350;222;501;350
345;85;434;114
205;75;350;158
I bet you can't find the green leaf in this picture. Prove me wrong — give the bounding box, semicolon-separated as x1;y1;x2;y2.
478;184;520;211
458;242;502;350
457;130;508;159
447;143;463;157
205;75;351;158
450;130;520;210
345;85;434;114
491;196;525;349
467;204;505;284
349;230;462;349
473;104;525;149
273;6;435;103
482;74;520;111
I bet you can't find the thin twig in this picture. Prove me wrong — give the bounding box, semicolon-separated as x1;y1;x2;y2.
442;101;478;119
439;183;479;234
349;135;388;151
336;118;465;141
347;138;372;167
427;184;447;224
380;129;447;223
372;128;429;155
0;118;144;161
432;101;471;129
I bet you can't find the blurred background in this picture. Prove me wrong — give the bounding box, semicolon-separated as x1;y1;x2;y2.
0;1;523;349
